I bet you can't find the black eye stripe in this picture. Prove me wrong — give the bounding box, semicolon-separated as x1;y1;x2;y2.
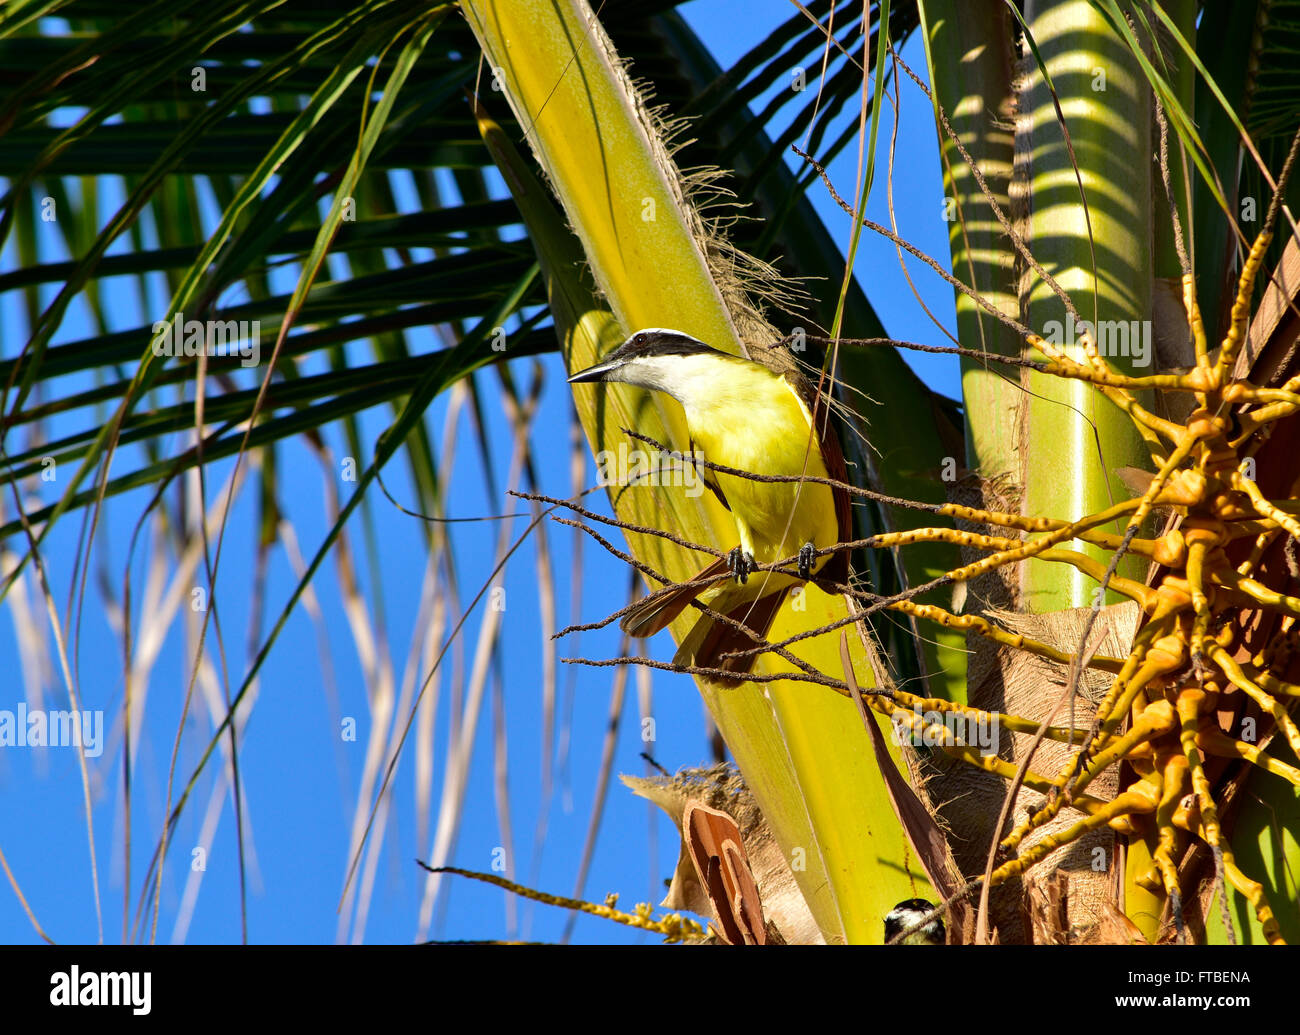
616;330;728;362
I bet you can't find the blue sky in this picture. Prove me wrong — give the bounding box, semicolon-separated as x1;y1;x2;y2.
0;2;957;945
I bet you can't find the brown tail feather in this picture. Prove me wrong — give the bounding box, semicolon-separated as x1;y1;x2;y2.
678;589;789;682
620;557;732;638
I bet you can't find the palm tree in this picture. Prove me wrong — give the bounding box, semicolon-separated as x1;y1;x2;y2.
0;0;1295;944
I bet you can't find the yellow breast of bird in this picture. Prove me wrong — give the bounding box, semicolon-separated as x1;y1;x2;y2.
685;369;837;569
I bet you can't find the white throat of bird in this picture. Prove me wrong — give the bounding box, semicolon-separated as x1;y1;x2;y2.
596;351;742;412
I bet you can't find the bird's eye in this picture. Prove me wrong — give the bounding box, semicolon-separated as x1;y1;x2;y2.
633;333;646;346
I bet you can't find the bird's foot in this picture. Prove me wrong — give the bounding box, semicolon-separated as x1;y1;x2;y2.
797;542;819;580
727;547;755;584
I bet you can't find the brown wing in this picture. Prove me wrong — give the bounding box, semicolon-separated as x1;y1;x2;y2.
784;368;852;587
690;435;732;513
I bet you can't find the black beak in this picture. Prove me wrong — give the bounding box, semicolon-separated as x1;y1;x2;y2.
567;358;622;384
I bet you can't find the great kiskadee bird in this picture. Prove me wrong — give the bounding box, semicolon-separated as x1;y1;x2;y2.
568;328;851;678
883;898;946;945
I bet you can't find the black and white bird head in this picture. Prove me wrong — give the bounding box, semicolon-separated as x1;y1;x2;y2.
567;329;738;405
883;898;946;945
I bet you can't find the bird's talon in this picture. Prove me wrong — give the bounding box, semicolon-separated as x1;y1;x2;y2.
798;542;817;580
728;547;754;584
